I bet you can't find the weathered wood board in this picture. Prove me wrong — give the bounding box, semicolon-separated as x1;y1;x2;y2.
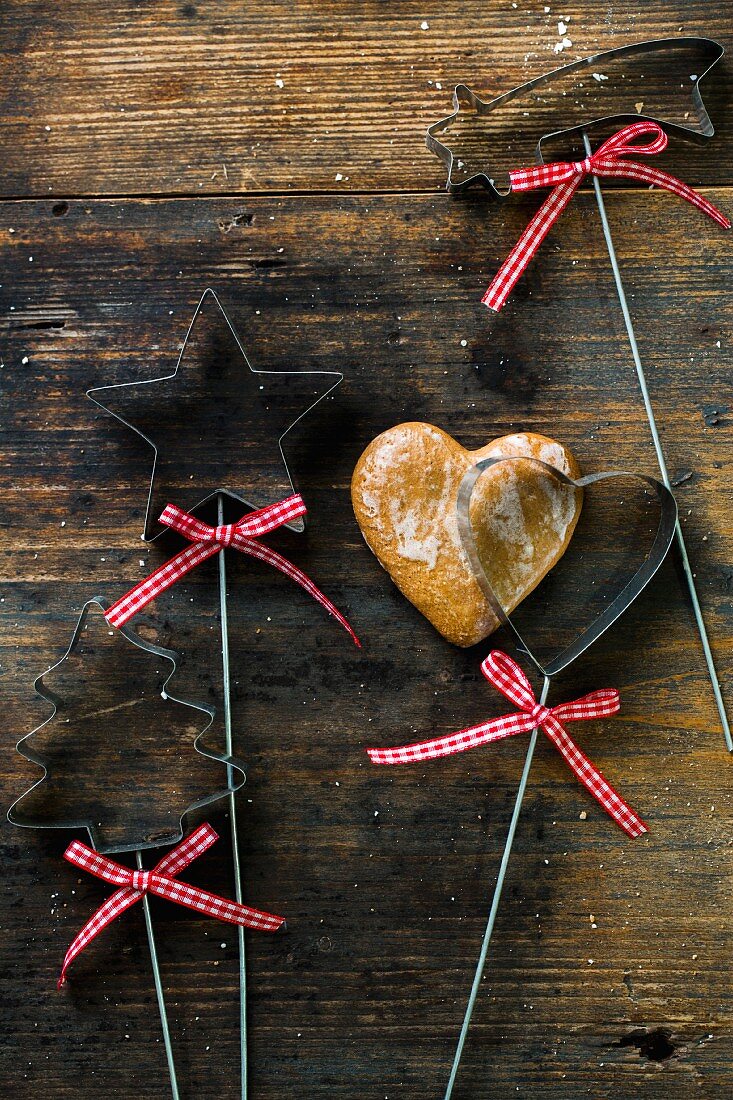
1;1;733;1096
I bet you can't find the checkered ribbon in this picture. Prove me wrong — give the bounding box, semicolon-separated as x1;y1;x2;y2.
482;121;731;312
59;823;285;988
105;493;360;646
367;650;647;838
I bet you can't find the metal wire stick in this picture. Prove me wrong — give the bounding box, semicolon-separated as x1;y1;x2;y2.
136;849;180;1100
582;131;732;752
218;494;249;1099
444;675;551;1100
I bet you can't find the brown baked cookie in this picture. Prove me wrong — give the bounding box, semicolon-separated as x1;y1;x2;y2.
351;422;582;647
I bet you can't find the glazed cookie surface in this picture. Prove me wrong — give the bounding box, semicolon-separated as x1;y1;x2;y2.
351;422;582;647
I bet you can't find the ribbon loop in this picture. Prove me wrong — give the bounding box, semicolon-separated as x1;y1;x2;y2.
105;493;360;646
596;121;667;160
367;649;647;838
481;650;535;710
483;121;730;312
59;823;285;988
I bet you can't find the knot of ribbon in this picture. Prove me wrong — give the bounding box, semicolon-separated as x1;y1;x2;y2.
213;524;236;547
59;823;285;988
367;650;647;838
105;493;360;646
482;121;731;313
130;869;151;892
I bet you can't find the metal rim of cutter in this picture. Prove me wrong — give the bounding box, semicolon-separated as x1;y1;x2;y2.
87;287;345;540
426;37;725;195
7;595;247;856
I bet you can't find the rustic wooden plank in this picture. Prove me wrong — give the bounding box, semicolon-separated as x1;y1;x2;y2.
1;190;732;1097
1;0;733;197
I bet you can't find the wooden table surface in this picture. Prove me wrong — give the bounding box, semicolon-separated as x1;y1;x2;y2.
2;3;732;1097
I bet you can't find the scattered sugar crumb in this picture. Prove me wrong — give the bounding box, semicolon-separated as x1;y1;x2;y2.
592;73;608;82
420;20;429;30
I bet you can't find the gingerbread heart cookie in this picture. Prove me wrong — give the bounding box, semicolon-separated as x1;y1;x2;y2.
351;423;582;647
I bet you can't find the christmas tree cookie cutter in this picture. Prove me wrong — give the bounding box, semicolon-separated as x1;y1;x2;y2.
8;595;245;854
8;595;252;1099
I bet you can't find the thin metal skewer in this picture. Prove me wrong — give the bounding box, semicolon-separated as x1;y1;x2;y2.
218;493;249;1099
444;675;551;1100
582;131;732;753
136;848;180;1100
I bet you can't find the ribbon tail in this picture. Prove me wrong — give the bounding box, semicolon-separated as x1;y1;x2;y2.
58;887;140;988
105;540;220;628
597;160;730;230
542;717;647;838
367;713;532;765
482;175;582;312
234;537;361;647
153;878;285;932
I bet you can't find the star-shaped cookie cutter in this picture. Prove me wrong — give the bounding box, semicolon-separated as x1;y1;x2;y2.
86;288;351;1097
87;286;345;538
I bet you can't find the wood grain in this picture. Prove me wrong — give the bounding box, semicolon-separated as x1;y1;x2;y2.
1;1;733;197
1;186;732;1097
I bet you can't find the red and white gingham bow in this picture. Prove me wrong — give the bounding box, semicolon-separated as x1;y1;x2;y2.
59;823;284;988
482;121;731;312
367;650;647;838
105;493;360;646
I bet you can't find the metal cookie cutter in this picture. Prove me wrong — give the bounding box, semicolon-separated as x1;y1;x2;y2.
87;288;349;1100
427;37;725;195
88;287;345;538
425;36;732;753
8;595;247;1097
443;456;677;1098
8;595;245;854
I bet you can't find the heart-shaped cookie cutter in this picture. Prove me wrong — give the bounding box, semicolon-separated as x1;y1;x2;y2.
457;456;678;677
442;454;677;1099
